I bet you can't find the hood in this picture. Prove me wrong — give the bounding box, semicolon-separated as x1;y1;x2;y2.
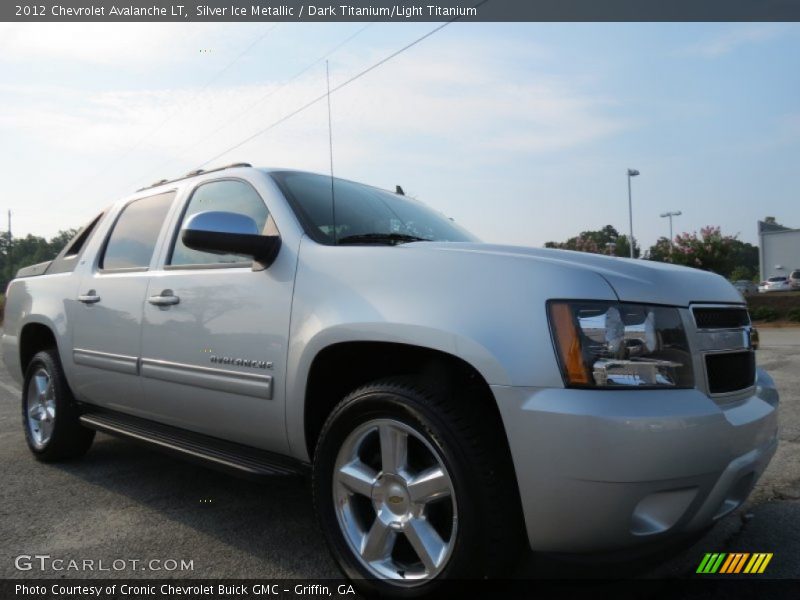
407;242;743;306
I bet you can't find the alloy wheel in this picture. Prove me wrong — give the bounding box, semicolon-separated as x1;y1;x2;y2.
332;418;458;583
26;368;56;449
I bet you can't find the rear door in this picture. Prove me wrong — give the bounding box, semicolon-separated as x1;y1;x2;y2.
138;178;294;454
70;191;175;411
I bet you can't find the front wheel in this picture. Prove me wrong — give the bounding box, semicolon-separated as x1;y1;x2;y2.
313;377;522;596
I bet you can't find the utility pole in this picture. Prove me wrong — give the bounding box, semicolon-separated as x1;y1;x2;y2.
6;210;11;283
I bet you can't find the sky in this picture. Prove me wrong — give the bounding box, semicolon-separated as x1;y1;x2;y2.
0;21;798;250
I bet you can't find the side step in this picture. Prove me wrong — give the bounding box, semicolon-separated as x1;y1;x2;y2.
79;409;307;478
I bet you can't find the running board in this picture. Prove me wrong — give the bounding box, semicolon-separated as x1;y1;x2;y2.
79;410;306;478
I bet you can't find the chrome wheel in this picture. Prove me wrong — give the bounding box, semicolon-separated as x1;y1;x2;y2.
26;368;56;449
333;418;457;583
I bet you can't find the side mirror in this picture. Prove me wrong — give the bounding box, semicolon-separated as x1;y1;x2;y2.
181;211;281;270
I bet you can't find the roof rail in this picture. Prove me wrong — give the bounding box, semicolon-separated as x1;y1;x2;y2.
136;162;252;192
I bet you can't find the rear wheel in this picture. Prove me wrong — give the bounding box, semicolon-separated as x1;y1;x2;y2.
22;348;94;461
313;377;523;596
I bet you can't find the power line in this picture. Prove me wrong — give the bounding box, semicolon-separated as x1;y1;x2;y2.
196;19;456;169
67;24;279;194
142;23;373;182
185;23;373;152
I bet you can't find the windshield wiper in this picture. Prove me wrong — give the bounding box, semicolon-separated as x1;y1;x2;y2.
337;233;431;246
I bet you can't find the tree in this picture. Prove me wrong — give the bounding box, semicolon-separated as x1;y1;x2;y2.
729;266;756;282
47;230;77;254
646;237;672;263
0;229;77;291
545;225;640;258
727;240;759;280
645;226;757;278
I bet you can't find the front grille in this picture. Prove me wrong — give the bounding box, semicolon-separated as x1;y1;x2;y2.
693;307;750;329
706;351;756;394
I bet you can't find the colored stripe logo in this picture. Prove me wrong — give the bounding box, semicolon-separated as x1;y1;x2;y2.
696;552;773;574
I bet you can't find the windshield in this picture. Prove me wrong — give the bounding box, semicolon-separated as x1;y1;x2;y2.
270;171;478;245
768;277;787;282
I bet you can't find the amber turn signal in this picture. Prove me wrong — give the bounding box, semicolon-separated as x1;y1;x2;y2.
549;302;591;385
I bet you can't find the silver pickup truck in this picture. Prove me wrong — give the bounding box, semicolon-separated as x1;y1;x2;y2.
2;164;778;594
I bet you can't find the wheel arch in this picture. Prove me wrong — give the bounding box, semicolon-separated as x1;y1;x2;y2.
19;321;60;376
287;321;513;459
300;340;512;466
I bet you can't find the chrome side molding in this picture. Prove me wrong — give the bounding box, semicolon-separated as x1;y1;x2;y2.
73;348;139;375
140;358;273;400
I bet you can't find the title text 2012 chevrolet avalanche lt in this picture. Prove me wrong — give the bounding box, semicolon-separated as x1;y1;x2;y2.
2;165;778;594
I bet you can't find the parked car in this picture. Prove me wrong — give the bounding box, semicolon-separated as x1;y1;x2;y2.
760;276;792;293
733;280;758;296
1;165;778;595
790;269;800;290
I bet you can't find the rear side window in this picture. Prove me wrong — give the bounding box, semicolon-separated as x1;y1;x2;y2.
65;212;104;257
46;212;105;275
101;192;175;270
169;180;269;266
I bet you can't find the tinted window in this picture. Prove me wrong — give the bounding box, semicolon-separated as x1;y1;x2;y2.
791;271;800;279
101;192;175;270
65;212;104;257
170;180;269;266
47;212;107;275
271;171;477;245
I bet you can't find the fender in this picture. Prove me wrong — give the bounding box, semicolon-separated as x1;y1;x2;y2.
3;275;79;386
285;322;511;462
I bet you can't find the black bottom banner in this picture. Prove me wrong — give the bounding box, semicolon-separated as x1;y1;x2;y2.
3;579;800;600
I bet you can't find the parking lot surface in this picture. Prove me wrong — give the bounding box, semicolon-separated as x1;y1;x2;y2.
1;329;798;580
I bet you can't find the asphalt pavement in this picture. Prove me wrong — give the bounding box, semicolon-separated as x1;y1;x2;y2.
1;330;798;580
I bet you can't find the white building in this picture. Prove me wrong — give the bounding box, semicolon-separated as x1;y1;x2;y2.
758;220;800;280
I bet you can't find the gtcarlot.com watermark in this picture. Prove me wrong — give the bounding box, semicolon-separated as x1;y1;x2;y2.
14;554;194;572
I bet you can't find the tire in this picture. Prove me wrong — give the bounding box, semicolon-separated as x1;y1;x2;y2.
22;348;95;461
312;376;523;597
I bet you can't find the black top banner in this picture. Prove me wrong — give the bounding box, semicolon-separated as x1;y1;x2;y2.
5;0;800;22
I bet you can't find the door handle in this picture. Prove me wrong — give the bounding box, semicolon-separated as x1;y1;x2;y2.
78;290;101;304
148;290;180;306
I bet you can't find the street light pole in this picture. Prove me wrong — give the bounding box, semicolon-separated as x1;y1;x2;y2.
627;168;639;258
659;210;682;247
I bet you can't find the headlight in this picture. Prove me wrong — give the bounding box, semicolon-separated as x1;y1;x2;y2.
548;301;694;388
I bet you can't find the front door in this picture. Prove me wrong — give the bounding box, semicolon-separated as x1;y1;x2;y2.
138;178;294;454
71;191;176;411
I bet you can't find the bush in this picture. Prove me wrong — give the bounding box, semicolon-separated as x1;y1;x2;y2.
751;306;779;322
788;308;800;323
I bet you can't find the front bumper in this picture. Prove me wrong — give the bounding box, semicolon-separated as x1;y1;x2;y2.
493;368;779;552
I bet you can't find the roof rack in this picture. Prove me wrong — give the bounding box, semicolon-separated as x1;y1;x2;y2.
136;162;252;192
